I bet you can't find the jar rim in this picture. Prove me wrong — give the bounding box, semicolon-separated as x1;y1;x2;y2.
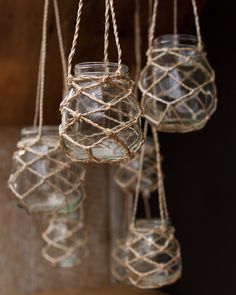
21;125;59;136
134;218;172;229
154;34;203;48
74;62;129;75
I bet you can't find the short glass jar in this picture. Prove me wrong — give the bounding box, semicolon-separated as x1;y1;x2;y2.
60;62;143;162
42;211;88;268
139;35;217;133
115;137;157;197
8;126;85;214
126;219;182;288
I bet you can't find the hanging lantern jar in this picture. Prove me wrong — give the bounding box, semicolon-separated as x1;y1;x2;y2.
139;0;217;133
42;209;88;268
126;125;182;288
59;0;143;163
115;137;157;197
126;219;182;288
111;238;130;284
8;126;86;215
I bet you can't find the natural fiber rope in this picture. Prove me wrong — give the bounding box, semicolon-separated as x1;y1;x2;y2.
147;0;159;63
191;0;203;50
36;0;49;140
131;120;148;225
173;0;177;35
134;0;141;89
104;0;110;63
53;0;67;92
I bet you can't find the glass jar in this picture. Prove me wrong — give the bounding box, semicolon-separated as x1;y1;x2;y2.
8;126;85;214
127;219;182;288
111;238;129;284
115;137;157;196
139;35;217;133
42;211;88;268
60;62;143;162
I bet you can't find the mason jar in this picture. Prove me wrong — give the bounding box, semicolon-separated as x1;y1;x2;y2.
126;219;182;288
60;62;143;162
139;34;217;133
42;211;88;268
115;137;157;196
8;126;85;214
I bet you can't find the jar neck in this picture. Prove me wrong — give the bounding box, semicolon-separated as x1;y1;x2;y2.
154;34;202;49
135;218;172;229
74;62;129;77
21;126;59;140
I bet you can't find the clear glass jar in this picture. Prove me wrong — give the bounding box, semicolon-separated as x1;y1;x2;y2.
60;62;143;162
139;35;217;133
127;219;182;288
42;211;88;268
8;126;85;214
111;238;129;284
115;137;157;196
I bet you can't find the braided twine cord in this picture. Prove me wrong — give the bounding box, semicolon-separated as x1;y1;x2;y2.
139;0;217;133
125;121;182;288
8;0;86;215
59;0;142;163
42;207;88;266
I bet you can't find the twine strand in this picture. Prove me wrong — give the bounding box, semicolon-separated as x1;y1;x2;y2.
134;0;142;90
36;0;49;139
53;0;67;92
109;0;122;73
173;0;178;35
151;126;169;222
67;0;84;77
131;120;148;225
147;0;159;63
104;0;110;63
191;0;203;50
33;47;43;127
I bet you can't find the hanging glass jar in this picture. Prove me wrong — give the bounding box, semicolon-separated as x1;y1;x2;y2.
42;210;88;268
139;34;217;133
126;219;182;289
60;62;143;163
8;126;86;215
111;238;130;284
115;137;157;197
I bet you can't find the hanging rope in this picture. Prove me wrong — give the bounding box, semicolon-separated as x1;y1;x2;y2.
191;0;203;50
173;0;178;35
53;0;67;91
134;0;142;90
104;0;110;63
147;0;159;63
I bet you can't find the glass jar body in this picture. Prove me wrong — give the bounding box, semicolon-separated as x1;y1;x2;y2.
60;62;143;162
8;126;85;214
139;35;217;133
127;219;182;288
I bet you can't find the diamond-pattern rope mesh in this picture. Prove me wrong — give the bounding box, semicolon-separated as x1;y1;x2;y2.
139;47;217;133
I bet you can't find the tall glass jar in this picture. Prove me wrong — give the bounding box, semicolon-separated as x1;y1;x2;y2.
139;35;217;133
60;62;143;163
126;219;182;288
42;211;88;268
8;126;85;214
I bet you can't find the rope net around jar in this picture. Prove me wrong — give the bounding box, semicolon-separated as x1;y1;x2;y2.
42;207;88;267
139;0;217;133
8;131;86;214
126;120;182;288
59;0;143;163
8;0;86;215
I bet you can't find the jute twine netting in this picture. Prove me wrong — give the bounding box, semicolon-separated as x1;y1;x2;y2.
42;207;88;267
8;0;86;215
139;0;217;133
59;0;143;163
126;121;182;288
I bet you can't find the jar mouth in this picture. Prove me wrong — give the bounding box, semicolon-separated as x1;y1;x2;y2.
74;62;129;76
135;218;172;229
21;125;59;137
154;34;203;49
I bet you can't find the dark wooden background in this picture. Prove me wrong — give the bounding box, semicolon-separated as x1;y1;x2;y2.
0;1;235;295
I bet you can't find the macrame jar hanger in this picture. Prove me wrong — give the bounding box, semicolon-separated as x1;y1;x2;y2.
67;0;123;82
147;0;203;65
33;0;67;138
130;120;169;228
